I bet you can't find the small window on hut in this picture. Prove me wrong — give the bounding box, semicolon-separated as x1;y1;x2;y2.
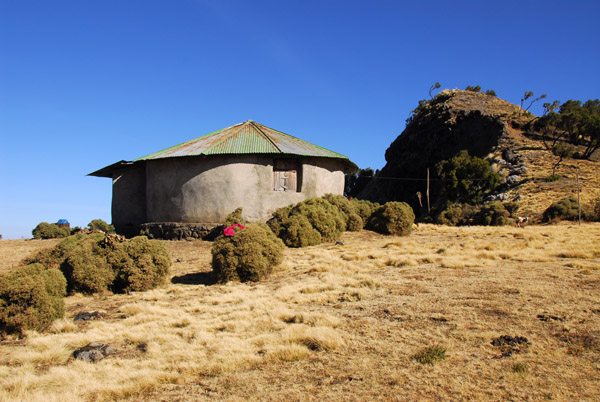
273;159;299;192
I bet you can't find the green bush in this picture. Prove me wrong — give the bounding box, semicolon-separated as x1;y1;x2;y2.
592;198;600;222
224;207;245;227
32;222;70;239
269;198;345;247
411;345;446;365
110;236;172;292
367;202;415;236
87;219;115;233
435;150;500;204
543;195;581;222
437;202;514;226
323;194;363;231
351;199;380;224
473;202;513;226
25;233;171;294
279;215;322;248
266;205;292;238
0;264;66;335
211;223;285;282
436;203;465;226
290;198;346;241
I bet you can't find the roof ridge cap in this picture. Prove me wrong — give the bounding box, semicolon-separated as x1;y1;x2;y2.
249;121;283;154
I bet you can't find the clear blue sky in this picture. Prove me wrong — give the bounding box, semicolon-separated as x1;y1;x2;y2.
1;0;598;239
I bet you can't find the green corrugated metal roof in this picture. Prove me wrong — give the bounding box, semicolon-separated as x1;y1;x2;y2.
89;120;356;177
135;120;349;160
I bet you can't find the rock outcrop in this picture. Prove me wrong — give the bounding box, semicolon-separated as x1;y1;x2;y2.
359;90;528;213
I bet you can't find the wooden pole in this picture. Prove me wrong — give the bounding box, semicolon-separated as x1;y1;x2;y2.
426;168;431;214
576;164;581;225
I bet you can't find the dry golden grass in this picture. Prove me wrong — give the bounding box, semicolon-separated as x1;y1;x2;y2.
1;223;600;401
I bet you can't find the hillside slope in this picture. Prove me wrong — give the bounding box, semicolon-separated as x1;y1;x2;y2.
359;89;599;219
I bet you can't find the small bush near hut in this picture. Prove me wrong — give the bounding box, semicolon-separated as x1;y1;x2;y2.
0;263;66;335
279;215;322;248
367;202;415;236
111;236;172;293
224;207;245;227
543;195;581;222
323;194;363;231
290;198;346;242
211;223;285;283
437;202;514;226
32;222;70;239
350;199;380;225
25;233;171;294
268;198;346;247
474;201;514;226
87;219;115;233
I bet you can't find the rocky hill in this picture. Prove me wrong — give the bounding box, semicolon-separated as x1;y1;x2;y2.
359;89;599;220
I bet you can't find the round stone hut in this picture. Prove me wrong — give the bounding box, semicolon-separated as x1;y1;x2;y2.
89;120;356;238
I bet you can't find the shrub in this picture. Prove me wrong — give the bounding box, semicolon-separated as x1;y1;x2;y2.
474;202;513;226
411;345;446;365
437;202;514;226
87;219;115;233
436;203;465;226
592;198;600;222
543;195;581;222
289;198;346;242
269;198;345;247
110;236;172;292
25;233;171;294
322;194;363;231
351;199;380;224
279;215;322;248
0;264;66;335
266;205;292;238
224;207;245;227
367;202;415;236
435;150;500;204
211;223;285;282
32;222;70;239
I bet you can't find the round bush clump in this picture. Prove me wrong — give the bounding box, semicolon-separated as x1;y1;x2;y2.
0;264;66;335
367;202;415;236
224;207;245;227
266;205;292;237
87;219;115;233
25;233;171;294
111;236;172;293
543;195;581;222
323;194;363;231
288;198;346;242
436;203;465;226
280;215;322;248
211;223;285;283
32;222;70;239
350;199;380;225
474;202;513;226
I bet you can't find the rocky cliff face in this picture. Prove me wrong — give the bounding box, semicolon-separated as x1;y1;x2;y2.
359;90;528;211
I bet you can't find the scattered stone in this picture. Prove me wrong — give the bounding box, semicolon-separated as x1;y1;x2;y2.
176;258;183;262
503;149;518;164
506;175;521;186
430;317;448;322
537;314;564;322
74;311;107;321
73;342;115;362
512;194;523;201
335;241;345;246
491;335;529;347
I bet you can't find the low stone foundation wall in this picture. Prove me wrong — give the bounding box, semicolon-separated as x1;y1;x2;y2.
133;222;223;240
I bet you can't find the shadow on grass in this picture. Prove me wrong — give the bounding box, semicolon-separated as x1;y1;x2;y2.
171;272;218;286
